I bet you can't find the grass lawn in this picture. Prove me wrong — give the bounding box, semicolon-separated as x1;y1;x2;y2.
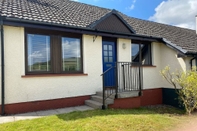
0;106;194;131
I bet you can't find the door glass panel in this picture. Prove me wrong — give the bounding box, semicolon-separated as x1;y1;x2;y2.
109;51;112;56
104;45;108;50
109;57;113;62
106;64;112;67
104;57;108;62
108;45;112;50
104;51;108;56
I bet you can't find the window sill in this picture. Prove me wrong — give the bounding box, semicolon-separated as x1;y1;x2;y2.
132;65;156;67
142;65;156;67
21;73;88;78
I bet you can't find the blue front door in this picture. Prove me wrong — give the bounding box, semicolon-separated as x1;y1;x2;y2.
102;40;116;87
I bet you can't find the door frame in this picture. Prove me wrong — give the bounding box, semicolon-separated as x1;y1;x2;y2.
102;37;117;87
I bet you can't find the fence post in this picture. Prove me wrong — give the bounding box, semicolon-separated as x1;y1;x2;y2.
138;63;143;96
115;63;118;99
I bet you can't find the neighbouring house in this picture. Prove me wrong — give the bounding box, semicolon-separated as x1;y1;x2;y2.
0;0;197;115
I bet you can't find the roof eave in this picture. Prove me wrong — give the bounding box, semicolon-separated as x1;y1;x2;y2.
161;38;189;55
2;16;160;41
3;16;196;56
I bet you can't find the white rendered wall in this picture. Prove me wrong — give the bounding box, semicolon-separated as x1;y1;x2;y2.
196;16;197;34
117;38;131;62
0;26;1;103
142;42;164;89
159;44;192;88
4;26;102;104
2;25;193;104
142;42;192;89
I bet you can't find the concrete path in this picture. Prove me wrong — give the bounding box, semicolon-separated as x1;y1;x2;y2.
0;105;94;124
170;112;197;131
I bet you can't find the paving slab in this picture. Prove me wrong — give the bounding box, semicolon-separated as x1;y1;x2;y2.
0;105;94;124
14;112;40;121
55;107;77;114
36;109;59;116
0;116;15;124
74;105;94;111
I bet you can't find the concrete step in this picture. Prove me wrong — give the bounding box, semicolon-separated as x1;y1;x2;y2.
91;95;114;104
96;91;116;99
85;100;103;109
96;90;140;98
117;91;139;98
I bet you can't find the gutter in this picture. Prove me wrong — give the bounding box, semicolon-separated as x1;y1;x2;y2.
0;17;5;115
161;38;188;55
3;17;160;41
4;17;197;55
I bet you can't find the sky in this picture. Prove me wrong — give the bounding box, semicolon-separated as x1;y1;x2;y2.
73;0;197;30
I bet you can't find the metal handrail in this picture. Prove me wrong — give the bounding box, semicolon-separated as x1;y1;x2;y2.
101;62;143;110
101;65;117;109
100;66;114;76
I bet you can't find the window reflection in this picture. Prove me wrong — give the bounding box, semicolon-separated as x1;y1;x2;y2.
132;44;140;63
131;43;151;65
62;37;81;72
27;34;51;72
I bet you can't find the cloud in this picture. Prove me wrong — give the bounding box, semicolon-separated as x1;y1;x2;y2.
127;0;137;10
149;0;197;30
62;38;81;58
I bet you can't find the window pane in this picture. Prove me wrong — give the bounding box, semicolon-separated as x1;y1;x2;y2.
27;34;51;72
131;44;140;63
104;57;108;62
104;51;108;56
141;44;151;65
109;51;112;56
109;57;113;62
108;45;112;50
131;43;151;65
104;45;108;50
62;37;81;72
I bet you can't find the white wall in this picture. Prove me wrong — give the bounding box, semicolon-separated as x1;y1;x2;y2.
2;25;193;104
0;26;1;103
155;43;192;88
142;42;163;89
141;42;192;89
196;16;197;34
117;38;131;62
4;26;103;104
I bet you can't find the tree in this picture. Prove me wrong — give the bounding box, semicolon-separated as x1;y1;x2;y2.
161;66;197;115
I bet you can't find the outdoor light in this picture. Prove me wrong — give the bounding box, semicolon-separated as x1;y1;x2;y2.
122;43;126;49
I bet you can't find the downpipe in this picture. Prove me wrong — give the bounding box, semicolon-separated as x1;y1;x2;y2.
0;17;5;115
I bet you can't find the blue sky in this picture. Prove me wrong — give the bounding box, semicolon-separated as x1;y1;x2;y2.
76;0;162;20
75;0;197;30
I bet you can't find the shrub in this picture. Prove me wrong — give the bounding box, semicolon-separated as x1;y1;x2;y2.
161;66;197;115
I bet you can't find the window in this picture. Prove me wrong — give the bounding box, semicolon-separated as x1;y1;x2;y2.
27;34;51;72
26;29;83;74
62;37;81;72
131;41;151;65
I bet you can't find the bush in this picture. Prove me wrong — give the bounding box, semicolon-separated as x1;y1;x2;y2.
161;66;197;115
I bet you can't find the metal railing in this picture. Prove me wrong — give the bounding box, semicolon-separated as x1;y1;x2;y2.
101;65;117;109
101;62;143;109
117;62;143;94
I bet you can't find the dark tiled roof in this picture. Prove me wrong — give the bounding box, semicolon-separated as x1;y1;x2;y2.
0;0;197;53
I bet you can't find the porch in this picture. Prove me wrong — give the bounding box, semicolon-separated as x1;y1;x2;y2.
85;62;144;109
